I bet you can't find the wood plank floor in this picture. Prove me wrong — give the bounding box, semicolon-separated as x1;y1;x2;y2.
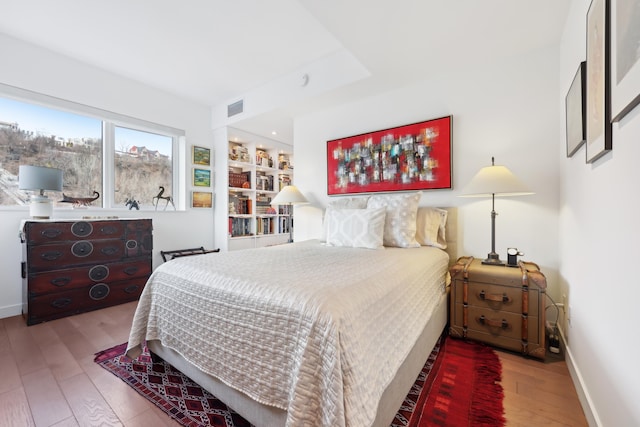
0;302;588;426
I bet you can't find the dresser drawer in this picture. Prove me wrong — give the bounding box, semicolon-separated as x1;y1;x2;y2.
454;280;522;314
24;220;126;245
26;277;147;325
125;218;152;233
452;303;541;343
28;259;151;295
459;281;540;315
27;239;126;271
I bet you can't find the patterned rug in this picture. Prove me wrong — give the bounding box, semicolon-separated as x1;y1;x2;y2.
94;336;504;427
405;337;505;427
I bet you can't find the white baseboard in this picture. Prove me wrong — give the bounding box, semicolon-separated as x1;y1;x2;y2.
0;303;22;320
559;328;601;427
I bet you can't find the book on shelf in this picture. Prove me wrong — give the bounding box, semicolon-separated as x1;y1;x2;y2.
256;217;275;235
229;194;252;215
229;167;251;188
229;217;253;237
278;173;291;190
255;194;273;214
255;171;274;191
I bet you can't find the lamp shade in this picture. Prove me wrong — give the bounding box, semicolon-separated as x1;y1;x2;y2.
458;157;533;266
19;165;63;192
270;185;308;205
459;159;533;197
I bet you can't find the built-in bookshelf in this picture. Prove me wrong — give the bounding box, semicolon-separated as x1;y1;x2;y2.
213;127;294;251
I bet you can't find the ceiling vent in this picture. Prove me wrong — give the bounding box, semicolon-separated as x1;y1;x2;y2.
227;100;244;117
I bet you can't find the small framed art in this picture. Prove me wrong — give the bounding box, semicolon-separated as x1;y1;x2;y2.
193;168;211;187
192;191;213;208
566;62;586;157
611;0;640;122
192;145;211;166
585;0;612;163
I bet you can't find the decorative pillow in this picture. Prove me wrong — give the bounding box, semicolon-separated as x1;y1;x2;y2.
321;196;371;241
325;207;386;249
367;192;421;248
416;207;448;249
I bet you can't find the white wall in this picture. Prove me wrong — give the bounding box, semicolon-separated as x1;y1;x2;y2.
558;1;640;425
294;45;561;294
0;34;216;318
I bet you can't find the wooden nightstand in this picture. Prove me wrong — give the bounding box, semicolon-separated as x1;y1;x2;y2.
449;256;547;360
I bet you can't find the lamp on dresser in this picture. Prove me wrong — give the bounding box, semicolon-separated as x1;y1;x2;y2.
459;157;533;266
270;185;308;243
18;165;63;219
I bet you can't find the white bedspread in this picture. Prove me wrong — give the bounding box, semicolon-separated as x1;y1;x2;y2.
126;240;449;427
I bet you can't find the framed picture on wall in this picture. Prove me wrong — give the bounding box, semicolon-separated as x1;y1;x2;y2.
192;145;211;166
585;0;612;163
326;116;452;196
566;62;587;157
611;0;640;122
193;168;211;187
192;191;213;208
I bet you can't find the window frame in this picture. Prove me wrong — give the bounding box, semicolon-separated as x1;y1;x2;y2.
0;83;185;212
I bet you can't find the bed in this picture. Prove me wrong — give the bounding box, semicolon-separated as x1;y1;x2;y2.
126;201;457;427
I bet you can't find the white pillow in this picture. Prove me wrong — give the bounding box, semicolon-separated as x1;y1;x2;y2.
325;207;386;249
416;207;448;249
322;196;371;241
367;192;421;248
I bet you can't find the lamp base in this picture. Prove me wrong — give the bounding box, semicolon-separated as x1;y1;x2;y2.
481;252;505;266
30;196;53;219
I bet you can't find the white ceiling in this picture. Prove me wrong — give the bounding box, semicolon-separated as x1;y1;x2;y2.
0;0;571;144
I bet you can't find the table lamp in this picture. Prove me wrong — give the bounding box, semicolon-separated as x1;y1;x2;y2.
459;157;533;265
270;185;308;243
19;165;64;219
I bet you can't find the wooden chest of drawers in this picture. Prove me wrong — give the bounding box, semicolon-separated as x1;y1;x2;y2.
21;219;153;325
449;256;547;360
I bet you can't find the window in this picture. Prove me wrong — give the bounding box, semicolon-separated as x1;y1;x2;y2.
0;85;183;210
0;97;102;206
114;126;174;209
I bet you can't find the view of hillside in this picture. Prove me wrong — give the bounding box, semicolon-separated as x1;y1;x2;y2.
0;127;172;208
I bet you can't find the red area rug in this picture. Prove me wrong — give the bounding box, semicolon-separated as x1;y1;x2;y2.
94;336;504;427
404;337;505;427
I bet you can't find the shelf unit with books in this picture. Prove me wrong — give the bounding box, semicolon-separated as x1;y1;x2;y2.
213;126;294;251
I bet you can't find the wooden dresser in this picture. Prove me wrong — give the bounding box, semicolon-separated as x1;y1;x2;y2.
20;218;153;325
449;256;547;360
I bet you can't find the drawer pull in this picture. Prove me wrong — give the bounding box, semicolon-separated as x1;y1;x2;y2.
124;285;140;294
101;246;119;256
479;290;510;303
40;229;62;239
478;315;509;330
51;277;72;287
71;221;93;237
71;241;93;257
89;283;110;300
41;251;63;261
51;298;72;309
89;265;109;281
123;266;139;276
